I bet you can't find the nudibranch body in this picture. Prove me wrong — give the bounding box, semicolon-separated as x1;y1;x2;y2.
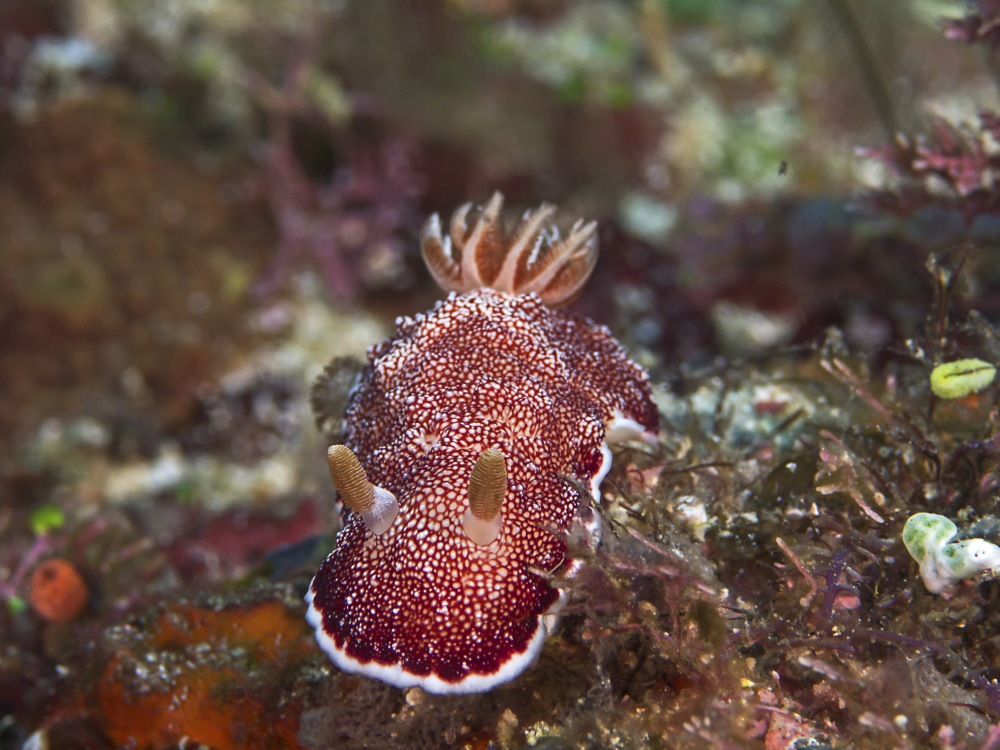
307;193;659;694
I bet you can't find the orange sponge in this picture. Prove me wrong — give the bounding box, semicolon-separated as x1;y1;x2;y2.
30;558;88;622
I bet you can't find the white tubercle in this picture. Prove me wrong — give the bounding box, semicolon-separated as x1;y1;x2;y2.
462;508;502;546
362;486;400;536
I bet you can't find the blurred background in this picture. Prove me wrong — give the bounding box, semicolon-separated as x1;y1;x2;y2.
1;0;996;460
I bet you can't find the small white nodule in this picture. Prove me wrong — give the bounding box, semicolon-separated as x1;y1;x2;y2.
462;508;502;546
604;415;648;445
361;486;400;536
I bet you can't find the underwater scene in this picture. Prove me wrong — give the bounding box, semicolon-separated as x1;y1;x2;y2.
2;1;1000;748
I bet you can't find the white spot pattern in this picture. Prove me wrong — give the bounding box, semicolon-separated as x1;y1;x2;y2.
308;288;657;693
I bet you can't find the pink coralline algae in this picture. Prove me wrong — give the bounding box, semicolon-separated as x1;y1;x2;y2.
306;194;659;693
253;118;422;301
859;110;1000;222
942;1;1000;49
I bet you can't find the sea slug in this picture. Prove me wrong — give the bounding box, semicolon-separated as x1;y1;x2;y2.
306;192;659;693
928;358;996;400
902;512;1000;594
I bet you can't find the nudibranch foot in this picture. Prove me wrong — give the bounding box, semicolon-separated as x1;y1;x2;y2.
306;548;562;694
305;586;556;695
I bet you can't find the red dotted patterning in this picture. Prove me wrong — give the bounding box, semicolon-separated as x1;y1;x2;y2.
307;288;658;693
